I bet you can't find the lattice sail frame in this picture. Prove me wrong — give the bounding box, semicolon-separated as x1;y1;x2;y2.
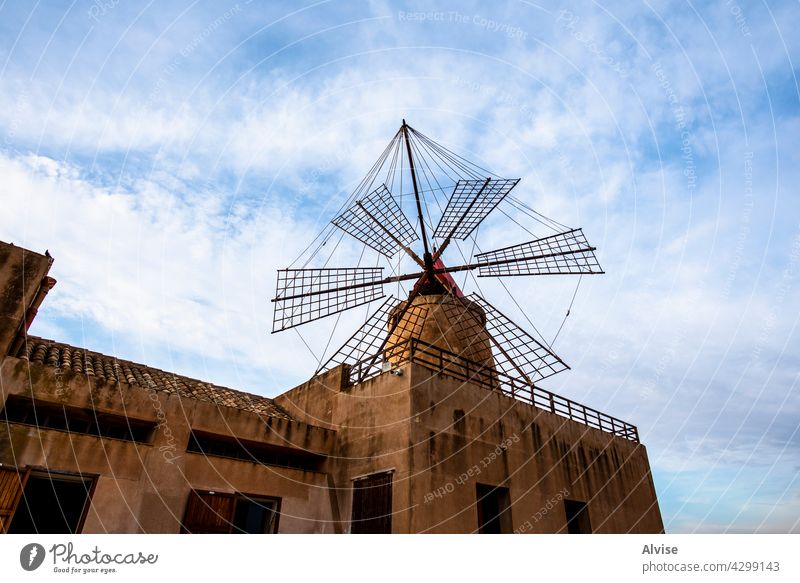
332;184;417;257
438;300;495;364
316;296;429;381
433;178;520;240
316;292;569;386
272;268;385;332
465;293;569;383
476;228;603;277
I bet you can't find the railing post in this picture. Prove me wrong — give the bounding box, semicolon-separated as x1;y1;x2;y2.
393;338;637;442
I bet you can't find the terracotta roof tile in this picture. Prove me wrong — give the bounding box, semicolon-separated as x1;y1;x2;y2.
16;336;292;420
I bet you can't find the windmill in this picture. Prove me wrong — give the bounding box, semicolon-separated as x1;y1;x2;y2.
271;121;603;396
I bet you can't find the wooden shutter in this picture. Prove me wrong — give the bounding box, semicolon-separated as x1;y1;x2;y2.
181;490;235;534
351;472;393;534
0;466;30;533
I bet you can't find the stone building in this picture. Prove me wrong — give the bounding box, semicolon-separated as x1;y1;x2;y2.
0;240;663;533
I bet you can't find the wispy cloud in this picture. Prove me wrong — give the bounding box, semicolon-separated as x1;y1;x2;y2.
0;0;797;533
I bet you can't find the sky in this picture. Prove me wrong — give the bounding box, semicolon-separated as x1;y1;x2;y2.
0;0;798;534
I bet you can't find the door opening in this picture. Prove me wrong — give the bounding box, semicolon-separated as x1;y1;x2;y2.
351;472;393;534
476;483;512;534
564;499;592;534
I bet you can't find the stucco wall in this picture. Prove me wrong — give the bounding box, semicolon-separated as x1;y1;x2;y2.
1;353;663;534
405;365;663;533
0;243;52;359
0;356;338;533
277;362;662;533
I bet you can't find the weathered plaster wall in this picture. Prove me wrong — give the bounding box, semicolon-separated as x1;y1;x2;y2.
0;356;338;533
278;362;662;533
404;365;663;533
0;243;52;359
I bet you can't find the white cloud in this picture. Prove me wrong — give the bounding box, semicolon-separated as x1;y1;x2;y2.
0;0;798;533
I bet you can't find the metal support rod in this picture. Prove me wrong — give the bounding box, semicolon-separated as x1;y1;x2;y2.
451;294;534;385
432;177;491;263
432;246;599;276
362;278;427;377
315;296;395;374
273;245;600;302
402;120;432;270
487;331;534;386
475;227;582;255
355;201;425;268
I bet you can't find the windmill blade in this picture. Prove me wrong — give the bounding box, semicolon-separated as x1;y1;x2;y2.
272;267;386;332
466;293;569;383
433;178;520;241
475;229;603;276
332;184;418;258
316;296;429;380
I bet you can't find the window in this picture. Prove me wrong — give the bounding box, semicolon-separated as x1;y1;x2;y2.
476;483;512;534
351;472;393;534
181;490;280;534
564;499;592;534
1;395;154;443
6;470;95;534
232;496;279;534
186;431;323;472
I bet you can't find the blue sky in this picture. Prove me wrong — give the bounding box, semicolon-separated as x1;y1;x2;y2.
0;0;798;533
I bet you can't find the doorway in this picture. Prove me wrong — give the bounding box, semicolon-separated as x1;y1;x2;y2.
476;483;512;534
564;499;592;534
351;472;393;534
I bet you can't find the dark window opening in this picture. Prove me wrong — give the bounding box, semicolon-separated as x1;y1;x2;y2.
186;431;323;472
232;496;279;534
351;472;392;534
181;490;280;534
476;483;512;534
564;499;592;534
7;471;95;534
1;395;154;443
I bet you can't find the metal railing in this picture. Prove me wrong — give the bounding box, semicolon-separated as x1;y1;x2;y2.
348;338;639;443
